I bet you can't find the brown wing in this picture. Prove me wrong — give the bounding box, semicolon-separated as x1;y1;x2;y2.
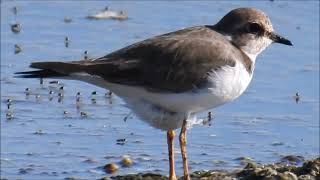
23;26;250;93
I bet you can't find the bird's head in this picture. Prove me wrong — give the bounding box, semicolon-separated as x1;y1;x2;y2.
214;8;292;60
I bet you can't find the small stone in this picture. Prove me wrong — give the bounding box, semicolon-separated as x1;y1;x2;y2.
277;171;298;180
83;158;97;163
272;141;285;146
25;88;31;95
6;98;12;104
35;94;41;100
14;44;22;54
6;112;14;120
235;156;254;165
80;112;88;117
11;23;21;33
63;111;69;117
121;155;133;167
212;160;228;165
281;155;304;165
297;174;314;180
244;162;258;169
103;163;119;174
257;167;277;177
64;17;72;23
18;167;33;174
34;129;44;135
49;80;59;84
116;138;127;145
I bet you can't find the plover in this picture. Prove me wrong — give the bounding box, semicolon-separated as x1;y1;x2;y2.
16;8;292;180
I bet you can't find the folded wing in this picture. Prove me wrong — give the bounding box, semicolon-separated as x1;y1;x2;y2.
16;26;245;93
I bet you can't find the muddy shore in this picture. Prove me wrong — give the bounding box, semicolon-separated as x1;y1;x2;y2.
98;157;319;180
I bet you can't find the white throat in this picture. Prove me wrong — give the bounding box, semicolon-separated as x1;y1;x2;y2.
224;35;272;64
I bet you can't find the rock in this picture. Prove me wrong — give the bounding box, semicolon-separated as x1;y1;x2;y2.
11;23;21;33
277;171;298;180
121;155;133;167
298;174;315;180
281;155;305;165
235;156;254;165
257;167;278;177
99;157;319;180
104;163;119;174
110;173;167;180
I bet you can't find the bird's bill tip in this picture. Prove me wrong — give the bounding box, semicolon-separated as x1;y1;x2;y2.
269;32;293;46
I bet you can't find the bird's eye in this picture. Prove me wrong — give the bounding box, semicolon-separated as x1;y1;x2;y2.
247;23;263;34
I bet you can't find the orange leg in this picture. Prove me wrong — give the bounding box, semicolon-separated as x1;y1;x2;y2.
179;119;190;180
167;130;177;180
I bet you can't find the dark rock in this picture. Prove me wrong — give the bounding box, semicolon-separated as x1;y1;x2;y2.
280;155;305;165
98;157;319;180
109;173;168;180
103;163;119;174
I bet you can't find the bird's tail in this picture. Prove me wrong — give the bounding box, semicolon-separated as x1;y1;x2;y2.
15;61;83;78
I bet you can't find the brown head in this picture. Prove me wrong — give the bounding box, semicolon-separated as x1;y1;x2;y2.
214;8;292;60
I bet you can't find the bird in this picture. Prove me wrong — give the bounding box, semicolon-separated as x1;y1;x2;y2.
15;8;292;180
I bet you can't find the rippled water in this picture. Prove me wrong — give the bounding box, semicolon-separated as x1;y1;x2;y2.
1;1;319;179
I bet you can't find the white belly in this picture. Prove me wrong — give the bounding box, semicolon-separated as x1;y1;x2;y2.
71;62;253;130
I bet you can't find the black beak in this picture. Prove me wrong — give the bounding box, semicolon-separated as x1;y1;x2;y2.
269;32;293;46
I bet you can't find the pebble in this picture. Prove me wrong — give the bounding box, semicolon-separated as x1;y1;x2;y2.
11;23;21;33
80;111;88;118
35;94;41;101
97;157;320;180
6;112;14;120
280;155;304;165
64;17;72;23
277;171;298;180
82;158;97;164
271;141;285;146
49;80;59;84
63;110;69;117
34;129;45;135
235;156;254;165
6;98;12;104
103;163;119;174
25;88;31;95
14;44;22;54
121;155;133;167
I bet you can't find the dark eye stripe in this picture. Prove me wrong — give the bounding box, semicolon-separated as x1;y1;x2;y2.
246;23;263;34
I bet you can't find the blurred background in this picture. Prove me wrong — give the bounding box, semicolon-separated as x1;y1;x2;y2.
1;1;319;179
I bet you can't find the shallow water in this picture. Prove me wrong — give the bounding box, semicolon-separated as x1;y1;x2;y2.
1;1;319;179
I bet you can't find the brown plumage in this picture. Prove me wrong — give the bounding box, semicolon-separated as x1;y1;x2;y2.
16;26;251;93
